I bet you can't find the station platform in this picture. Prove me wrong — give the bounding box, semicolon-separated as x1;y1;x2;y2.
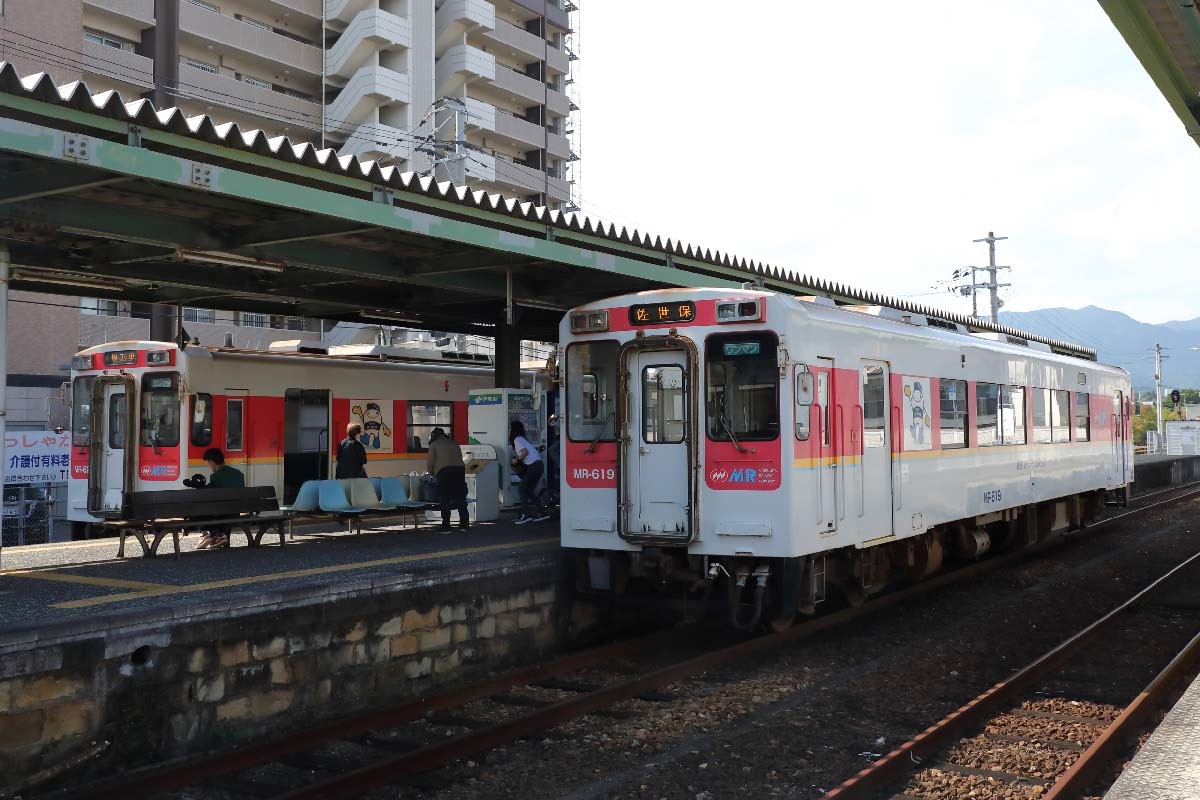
1105;671;1200;799
0;514;560;650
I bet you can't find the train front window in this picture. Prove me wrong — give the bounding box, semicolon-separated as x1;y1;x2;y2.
139;372;180;448
71;376;95;446
642;365;686;444
567;341;619;442
706;333;779;442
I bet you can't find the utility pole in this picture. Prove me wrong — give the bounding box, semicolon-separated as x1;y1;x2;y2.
1154;343;1165;448
972;231;1011;324
952;266;989;319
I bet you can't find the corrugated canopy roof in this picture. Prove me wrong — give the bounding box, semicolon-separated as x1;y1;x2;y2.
0;63;1096;359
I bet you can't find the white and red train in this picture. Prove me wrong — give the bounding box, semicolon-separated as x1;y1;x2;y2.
66;341;509;536
558;288;1133;628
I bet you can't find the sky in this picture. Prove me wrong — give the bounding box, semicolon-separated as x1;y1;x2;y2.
575;1;1200;324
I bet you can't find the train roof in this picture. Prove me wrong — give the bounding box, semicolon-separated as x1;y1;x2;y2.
568;288;1121;374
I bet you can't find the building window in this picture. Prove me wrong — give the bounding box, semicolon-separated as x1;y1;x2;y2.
939;379;967;449
186;0;219;11
408;402;453;453
84;29;135;52
183;57;218;75
80;298;119;316
285;316;310;331
184;307;215;324
1074;392;1091;442
235;13;272;31
239;312;268;328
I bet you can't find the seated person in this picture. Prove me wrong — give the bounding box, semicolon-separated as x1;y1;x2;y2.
193;447;245;549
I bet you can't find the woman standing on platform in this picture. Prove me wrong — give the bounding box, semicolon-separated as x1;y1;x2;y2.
509;420;546;524
336;422;368;480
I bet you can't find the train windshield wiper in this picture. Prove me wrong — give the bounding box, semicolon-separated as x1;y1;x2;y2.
586;411;615;454
718;404;748;454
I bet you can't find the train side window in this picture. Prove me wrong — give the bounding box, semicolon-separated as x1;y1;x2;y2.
191;394;213;447
939;379;967;449
566;341;619;443
706;332;780;441
1032;388;1051;443
226;399;244;451
1074;392;1090;442
976;382;1000;446
642;365;685;444
1001;385;1026;445
1051;389;1071;442
108;393;126;449
862;366;885;431
408;401;453;453
139;372;180;448
72;376;96;446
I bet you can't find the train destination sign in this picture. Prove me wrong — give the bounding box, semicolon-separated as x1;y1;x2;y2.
103;350;139;366
629;301;696;326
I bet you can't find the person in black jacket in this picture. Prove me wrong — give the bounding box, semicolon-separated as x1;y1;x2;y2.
336;422;368;479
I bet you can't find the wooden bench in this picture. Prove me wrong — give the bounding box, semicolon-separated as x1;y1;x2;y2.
108;486;291;559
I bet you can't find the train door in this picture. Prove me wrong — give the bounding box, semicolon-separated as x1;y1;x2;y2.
283;389;330;504
859;361;893;540
88;375;135;515
623;349;691;537
816;358;837;535
225;389;249;476
1113;390;1126;484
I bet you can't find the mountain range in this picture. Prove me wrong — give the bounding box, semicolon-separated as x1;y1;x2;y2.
997;306;1200;392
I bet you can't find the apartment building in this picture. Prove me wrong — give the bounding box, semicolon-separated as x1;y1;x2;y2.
0;0;578;207
0;0;576;428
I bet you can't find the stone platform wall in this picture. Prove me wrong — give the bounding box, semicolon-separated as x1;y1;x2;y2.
0;561;562;787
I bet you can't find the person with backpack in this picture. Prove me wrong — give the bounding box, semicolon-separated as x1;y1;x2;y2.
425;427;470;533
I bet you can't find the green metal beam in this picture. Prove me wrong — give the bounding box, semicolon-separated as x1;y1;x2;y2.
0;113;741;291
0;165;129;205
1099;0;1200;142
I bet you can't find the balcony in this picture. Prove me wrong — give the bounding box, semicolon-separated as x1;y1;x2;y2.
180;1;322;77
178;64;322;131
465;96;495;131
490;155;569;200
326;8;411;81
479;18;568;73
82;0;154;26
490;63;545;104
465;150;496;183
339;122;412;163
511;0;569;31
83;40;154;90
546;86;570;116
545;129;570;159
494;108;544;149
436;43;495;96
327;65;411;128
326;0;374;27
436;0;495;56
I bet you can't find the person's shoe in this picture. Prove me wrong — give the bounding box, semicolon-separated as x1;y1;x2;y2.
439;525;452;533
459;524;470;531
531;514;552;523
515;515;531;525
196;534;213;550
211;535;228;548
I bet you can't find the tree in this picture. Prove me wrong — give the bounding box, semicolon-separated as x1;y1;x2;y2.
1132;402;1183;445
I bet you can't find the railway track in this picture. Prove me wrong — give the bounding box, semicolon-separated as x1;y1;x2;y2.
821;548;1200;800
48;485;1200;800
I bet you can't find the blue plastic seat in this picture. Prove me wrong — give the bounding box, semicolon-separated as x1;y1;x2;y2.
369;476;384;499
349;478;394;511
318;480;365;514
281;480;319;513
380;477;427;509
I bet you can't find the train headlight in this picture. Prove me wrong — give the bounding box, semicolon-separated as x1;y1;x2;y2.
146;349;174;365
570;310;609;333
716;300;762;323
71;355;93;370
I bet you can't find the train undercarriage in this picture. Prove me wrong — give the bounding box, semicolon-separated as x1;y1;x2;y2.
572;489;1119;632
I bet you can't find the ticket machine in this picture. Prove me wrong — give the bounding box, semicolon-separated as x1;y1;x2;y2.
467;388;546;508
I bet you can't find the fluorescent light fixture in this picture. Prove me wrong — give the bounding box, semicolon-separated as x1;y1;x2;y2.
515;297;569;312
359;309;422;324
12;269;120;291
175;247;286;273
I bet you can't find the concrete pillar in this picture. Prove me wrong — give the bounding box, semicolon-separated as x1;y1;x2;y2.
494;319;521;389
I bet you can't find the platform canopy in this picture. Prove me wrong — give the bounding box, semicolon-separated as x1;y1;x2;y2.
1101;0;1200;146
0;63;1094;357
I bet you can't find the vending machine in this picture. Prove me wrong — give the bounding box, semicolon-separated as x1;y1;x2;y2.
468;388;546;508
